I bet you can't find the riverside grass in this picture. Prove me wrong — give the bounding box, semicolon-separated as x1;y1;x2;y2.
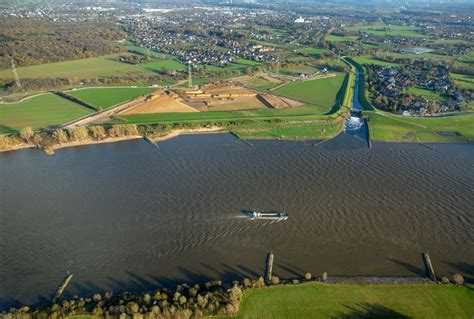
0;93;93;132
366;111;474;143
58;284;474;319
235;283;474;319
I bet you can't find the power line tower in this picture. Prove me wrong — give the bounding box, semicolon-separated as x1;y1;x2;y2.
9;56;22;90
188;61;193;88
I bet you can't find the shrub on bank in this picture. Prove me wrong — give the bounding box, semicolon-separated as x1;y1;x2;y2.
453;273;464;285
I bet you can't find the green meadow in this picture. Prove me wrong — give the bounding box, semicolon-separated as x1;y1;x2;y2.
326;34;359;42
366;111;474;143
406;87;449;103
0;54;150;79
228;120;342;140
353;55;400;67
66;87;157;110
347;23;426;38
451;73;474;90
0;93;92;132
295;47;331;58
236;283;474;319
139;59;187;72
383;52;456;63
273;73;346;109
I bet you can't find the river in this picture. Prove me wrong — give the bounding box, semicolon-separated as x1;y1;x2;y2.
0;133;473;309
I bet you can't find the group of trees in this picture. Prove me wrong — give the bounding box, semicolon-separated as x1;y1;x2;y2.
2;270;465;318
0;18;126;68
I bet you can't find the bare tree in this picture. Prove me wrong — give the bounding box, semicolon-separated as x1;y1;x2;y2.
90;126;107;140
52;129;69;144
20;127;34;143
68;127;89;141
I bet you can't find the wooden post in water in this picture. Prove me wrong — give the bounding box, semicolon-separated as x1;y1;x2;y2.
265;251;274;284
53;272;73;303
422;251;436;281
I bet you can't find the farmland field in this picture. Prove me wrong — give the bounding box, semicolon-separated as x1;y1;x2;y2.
366;111;474;143
139;59;187;72
236;283;474;319
353;55;400;67
406;87;449;103
0;93;92;132
326;34;359;42
346;23;426;38
451;73;474;90
273;73;346;109
66;87;157;110
295;47;330;58
0;54;150;79
383;52;456;63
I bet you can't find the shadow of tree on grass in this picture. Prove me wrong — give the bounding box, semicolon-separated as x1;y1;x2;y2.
333;303;411;319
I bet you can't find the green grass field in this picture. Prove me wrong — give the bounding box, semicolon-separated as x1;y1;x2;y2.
383;52;456;63
0;54;150;79
273;73;346;109
451;73;474;90
66;87;157;110
353;55;400;67
139;59;187;72
228;120;342;140
0;93;92;132
236;283;474;319
346;23;426;38
326;34;359;42
295;47;331;58
407;86;448;102
406;87;449;103
366;111;474;143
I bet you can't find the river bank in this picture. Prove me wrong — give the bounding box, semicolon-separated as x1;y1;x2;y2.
0;127;226;154
2;274;471;318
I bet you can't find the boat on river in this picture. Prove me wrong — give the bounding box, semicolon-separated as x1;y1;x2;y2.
248;210;288;220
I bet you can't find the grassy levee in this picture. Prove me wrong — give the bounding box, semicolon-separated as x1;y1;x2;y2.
235;283;474;319
365;111;474;143
344;57;375;110
0;93;93;132
65;87;157;110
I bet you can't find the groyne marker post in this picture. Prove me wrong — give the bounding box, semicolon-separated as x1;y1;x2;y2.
422;251;436;281
265;251;274;284
53;272;73;303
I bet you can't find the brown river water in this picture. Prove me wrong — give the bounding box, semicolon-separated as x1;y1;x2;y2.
0;133;473;309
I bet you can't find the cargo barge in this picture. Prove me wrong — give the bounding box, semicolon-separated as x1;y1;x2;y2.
249;210;288;220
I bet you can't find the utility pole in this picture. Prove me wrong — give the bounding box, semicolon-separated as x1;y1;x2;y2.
9;56;22;89
188;61;193;88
